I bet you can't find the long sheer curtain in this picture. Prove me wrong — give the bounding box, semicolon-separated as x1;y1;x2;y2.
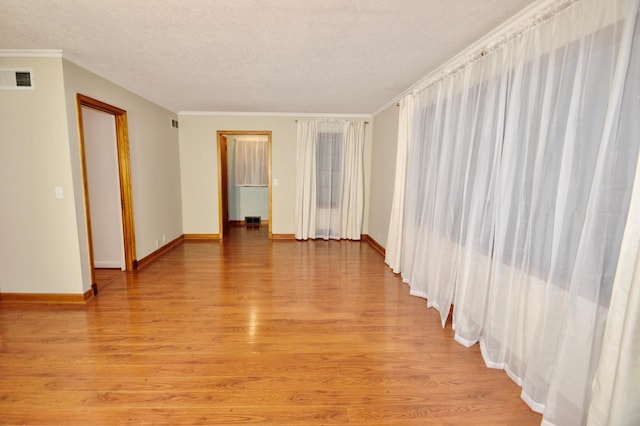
295;120;365;240
588;130;640;425
235;136;268;186
394;0;640;424
385;95;413;273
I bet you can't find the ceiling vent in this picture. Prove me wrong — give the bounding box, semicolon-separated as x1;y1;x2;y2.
0;69;34;89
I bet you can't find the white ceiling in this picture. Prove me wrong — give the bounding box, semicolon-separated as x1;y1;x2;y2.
0;0;535;114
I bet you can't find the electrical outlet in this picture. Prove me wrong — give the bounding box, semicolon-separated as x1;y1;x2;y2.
155;239;159;248
162;233;166;243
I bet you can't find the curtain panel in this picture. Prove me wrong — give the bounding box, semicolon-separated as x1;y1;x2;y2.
392;0;640;424
385;95;413;274
295;120;365;240
588;127;640;425
235;136;268;187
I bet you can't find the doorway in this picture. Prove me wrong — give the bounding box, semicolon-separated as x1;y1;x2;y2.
76;94;137;294
217;130;272;240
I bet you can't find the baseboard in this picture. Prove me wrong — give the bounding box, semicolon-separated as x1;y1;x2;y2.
271;234;296;240
0;291;92;304
362;234;385;257
183;233;220;240
94;260;124;269
138;235;185;269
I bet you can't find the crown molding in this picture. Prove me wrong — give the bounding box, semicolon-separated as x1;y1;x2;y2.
179;111;372;118
0;49;63;58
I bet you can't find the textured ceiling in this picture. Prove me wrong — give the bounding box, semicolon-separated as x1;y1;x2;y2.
0;0;535;114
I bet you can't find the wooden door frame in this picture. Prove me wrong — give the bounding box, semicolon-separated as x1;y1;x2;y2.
217;130;272;239
219;134;230;235
76;94;137;291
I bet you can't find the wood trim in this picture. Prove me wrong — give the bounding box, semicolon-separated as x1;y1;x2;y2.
217;130;273;240
84;288;95;301
137;235;185;269
77;95;126;115
184;234;220;240
270;234;296;240
267;131;273;239
0;292;91;304
75;96;96;288
362;234;386;257
216;133;226;239
76;94;137;273
116;112;137;271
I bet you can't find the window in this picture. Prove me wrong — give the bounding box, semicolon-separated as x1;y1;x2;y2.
316;131;343;209
235;137;268;187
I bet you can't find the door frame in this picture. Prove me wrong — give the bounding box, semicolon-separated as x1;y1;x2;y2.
219;134;230;236
217;130;272;239
76;94;137;291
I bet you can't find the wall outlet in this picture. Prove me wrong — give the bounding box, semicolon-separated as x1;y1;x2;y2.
162;233;166;242
155;239;159;248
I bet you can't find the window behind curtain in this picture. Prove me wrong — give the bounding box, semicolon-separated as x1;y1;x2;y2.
400;3;640;423
235;137;268;187
316;131;343;209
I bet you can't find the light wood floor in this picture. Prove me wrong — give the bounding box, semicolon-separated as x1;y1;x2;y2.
0;227;541;425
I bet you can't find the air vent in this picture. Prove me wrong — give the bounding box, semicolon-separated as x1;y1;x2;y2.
0;69;34;89
15;72;31;87
170;118;179;129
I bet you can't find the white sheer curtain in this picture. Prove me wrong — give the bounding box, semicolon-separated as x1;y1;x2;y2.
341;121;366;240
588;135;640;425
395;0;640;424
295;121;317;240
295;120;365;240
235;136;268;186
385;95;412;274
588;6;640;419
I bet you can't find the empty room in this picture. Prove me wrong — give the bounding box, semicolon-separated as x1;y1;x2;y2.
0;0;638;424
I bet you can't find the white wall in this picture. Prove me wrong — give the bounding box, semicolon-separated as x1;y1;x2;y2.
0;55;185;295
63;59;184;293
179;114;372;235
0;56;84;294
82;106;124;269
0;55;382;295
368;103;399;247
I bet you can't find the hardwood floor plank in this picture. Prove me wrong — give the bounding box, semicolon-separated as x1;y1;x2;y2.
0;227;541;424
0;406;350;425
0;373;511;394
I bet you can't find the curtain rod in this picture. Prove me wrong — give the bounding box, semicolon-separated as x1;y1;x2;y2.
295;120;369;124
410;0;577;96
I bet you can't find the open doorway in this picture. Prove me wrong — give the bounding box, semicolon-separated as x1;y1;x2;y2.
76;94;137;294
217;130;272;240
